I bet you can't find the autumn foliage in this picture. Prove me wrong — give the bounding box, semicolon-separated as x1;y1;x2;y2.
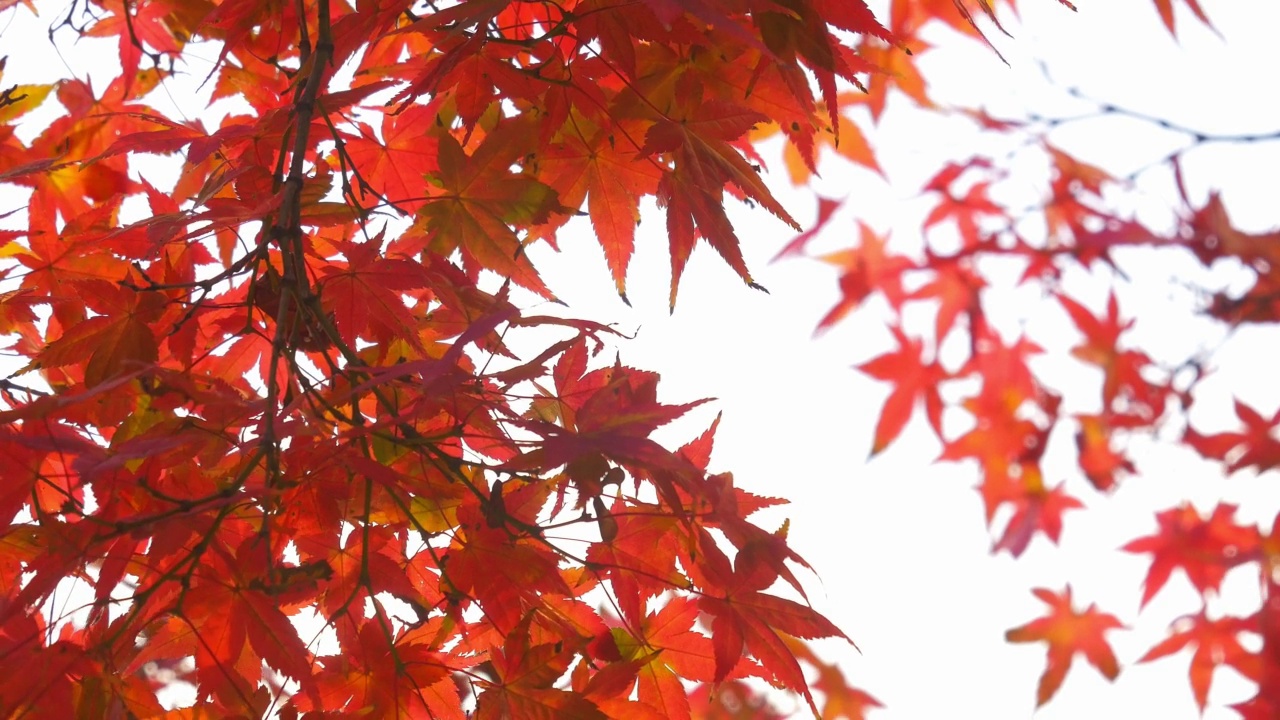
0;0;1276;717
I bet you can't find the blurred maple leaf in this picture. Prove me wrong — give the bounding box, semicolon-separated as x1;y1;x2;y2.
1123;503;1260;607
856;325;946;455
1141;612;1261;711
1006;586;1124;706
1151;0;1215;36
815;223;912;331
1184;399;1280;474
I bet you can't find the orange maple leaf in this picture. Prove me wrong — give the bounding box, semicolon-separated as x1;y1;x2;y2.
1005;586;1123;706
410;123;565;299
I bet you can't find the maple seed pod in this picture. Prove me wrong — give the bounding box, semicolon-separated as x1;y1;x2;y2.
484;479;507;528
602;467;625;487
593;496;618;543
568;455;609;485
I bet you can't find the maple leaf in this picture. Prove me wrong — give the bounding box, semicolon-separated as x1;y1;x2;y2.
1184;399;1280;473
1058;292;1129;367
301;619;458;717
586;498;690;624
686;528;849;716
1123;503;1260;606
923;180;1005;248
755;102;883;186
1005;586;1123;706
1042;144;1115;240
443;518;575;635
785;636;883;719
814;223;911;330
32;279;167;387
910;251;987;342
340;104;442;214
510;360;709;496
848;37;934;121
856;325;946;454
1075;414;1136;492
983;464;1084;558
1140;612;1261;710
621;596;718;718
536;124;663;299
183;540;318;711
409;124;565;299
642;100;800;307
1176;190;1280;320
1151;0;1215;36
475;614;607;720
1057;292;1166;417
0;634;92;718
435;41;537;130
317;235;432;348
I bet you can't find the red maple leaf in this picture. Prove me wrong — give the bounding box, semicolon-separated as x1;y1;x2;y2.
1151;0;1215;36
475;614;606;719
536;123;662;299
923;181;1005;248
642;100;800;307
1005;586;1123;706
814;222;911;330
856;324;946;455
625;596;718;718
983;464;1084;558
1123;503;1260;606
1184;399;1280;473
407;122;566;299
686;528;849;717
910;250;987;342
1140;613;1261;710
1075;413;1137;492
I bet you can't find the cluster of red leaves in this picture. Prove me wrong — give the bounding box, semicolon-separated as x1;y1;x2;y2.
2;0;1268;717
765;2;1280;715
0;0;1000;716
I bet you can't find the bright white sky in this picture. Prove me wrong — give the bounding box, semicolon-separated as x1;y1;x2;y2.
2;0;1279;718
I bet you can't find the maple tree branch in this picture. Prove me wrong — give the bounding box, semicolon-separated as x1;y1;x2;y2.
1024;101;1280;184
279;316;703;614
1063;91;1280;145
319;109;399;218
263;322;535;573
92;494;249;660
0;377;49;397
253;0;336;507
119;0;164;74
0;85;28;112
296;0;313;64
1028;60;1280;148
